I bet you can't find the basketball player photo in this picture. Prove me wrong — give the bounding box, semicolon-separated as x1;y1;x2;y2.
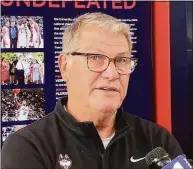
1;88;45;122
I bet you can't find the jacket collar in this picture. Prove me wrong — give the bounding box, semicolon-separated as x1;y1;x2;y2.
54;97;134;136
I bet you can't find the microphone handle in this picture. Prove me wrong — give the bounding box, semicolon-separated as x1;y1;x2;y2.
188;159;193;167
149;156;171;169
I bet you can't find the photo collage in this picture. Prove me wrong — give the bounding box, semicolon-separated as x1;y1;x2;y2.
1;15;45;143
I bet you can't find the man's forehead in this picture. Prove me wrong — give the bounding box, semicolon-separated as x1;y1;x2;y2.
79;26;127;41
76;27;129;55
77;43;129;54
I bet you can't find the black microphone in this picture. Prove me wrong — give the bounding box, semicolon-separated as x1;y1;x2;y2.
188;159;193;166
145;147;192;169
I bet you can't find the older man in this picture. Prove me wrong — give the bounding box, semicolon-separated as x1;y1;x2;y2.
2;12;183;169
9;20;18;48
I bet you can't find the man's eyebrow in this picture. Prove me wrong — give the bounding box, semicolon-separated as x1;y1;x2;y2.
76;47;130;56
116;52;130;56
90;50;130;56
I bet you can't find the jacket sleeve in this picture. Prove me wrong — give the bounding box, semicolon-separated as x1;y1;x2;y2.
1;134;45;169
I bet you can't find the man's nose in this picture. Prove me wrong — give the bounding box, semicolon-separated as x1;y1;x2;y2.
101;62;119;80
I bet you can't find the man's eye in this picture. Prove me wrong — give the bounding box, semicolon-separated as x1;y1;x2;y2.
117;58;128;63
90;55;102;60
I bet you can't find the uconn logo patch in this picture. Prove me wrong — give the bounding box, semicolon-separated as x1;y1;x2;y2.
58;154;72;169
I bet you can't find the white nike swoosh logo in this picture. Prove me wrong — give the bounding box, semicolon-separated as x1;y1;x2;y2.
130;156;145;162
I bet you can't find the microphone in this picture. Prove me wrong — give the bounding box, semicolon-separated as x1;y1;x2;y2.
188;159;193;166
145;147;192;169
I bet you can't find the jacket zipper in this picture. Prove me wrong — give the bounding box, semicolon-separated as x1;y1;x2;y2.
102;127;133;169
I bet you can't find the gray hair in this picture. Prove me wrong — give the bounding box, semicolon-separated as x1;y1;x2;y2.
62;12;133;54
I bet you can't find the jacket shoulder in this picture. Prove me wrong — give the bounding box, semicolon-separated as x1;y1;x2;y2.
2;128;46;169
123;112;183;158
1;111;59;169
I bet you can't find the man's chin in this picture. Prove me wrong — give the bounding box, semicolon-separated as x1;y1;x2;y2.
89;96;122;112
95;102;120;113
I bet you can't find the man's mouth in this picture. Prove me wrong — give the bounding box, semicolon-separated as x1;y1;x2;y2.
97;87;119;92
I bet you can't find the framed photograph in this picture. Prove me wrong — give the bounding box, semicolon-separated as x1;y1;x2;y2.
1;88;45;122
1;15;43;48
1;52;44;85
2;125;26;142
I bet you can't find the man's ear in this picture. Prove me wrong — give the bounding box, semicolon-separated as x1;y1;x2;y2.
58;53;69;82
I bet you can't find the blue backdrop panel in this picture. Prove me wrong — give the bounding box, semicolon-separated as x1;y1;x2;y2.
1;1;153;142
170;1;193;158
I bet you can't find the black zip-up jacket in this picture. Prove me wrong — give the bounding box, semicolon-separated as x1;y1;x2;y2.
2;97;183;169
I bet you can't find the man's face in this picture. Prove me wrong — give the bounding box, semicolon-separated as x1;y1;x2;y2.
22;17;27;23
5;21;10;27
11;22;15;27
28;18;33;24
61;27;130;113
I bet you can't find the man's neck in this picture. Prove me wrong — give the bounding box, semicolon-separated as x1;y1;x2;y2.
95;118;115;139
65;102;116;139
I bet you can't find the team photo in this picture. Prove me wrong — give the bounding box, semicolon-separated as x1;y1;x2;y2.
1;52;44;85
1;15;43;48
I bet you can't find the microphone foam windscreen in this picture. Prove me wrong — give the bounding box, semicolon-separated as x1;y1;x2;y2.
145;147;168;166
